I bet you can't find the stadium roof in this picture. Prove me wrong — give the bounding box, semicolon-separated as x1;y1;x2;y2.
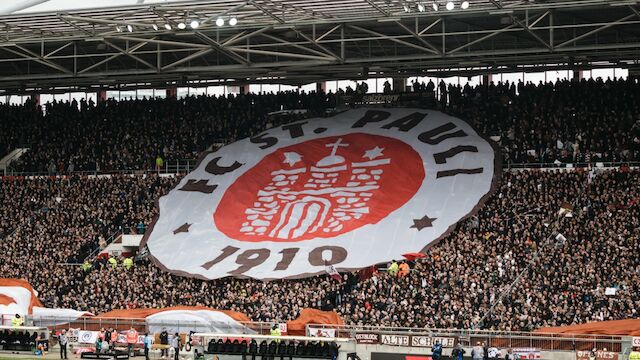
0;0;639;93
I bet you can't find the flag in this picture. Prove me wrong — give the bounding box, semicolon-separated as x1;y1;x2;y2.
402;252;427;261
558;201;574;217
144;108;498;280
325;264;342;282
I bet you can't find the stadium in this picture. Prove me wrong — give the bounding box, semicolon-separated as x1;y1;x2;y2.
0;0;640;359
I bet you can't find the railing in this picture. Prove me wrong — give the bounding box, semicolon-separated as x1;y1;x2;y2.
21;315;627;353
304;324;625;352
0;148;29;176
0;168;187;178
164;159;197;174
1;161;638;179
27;316;276;335
504;161;640;170
83;229;123;262
0;159;197;178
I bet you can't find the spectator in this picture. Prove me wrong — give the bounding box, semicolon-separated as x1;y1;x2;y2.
483;342;489;360
155;155;164;172
123;257;133;270
95;337;104;354
453;344;466;360
270;324;281;343
11;314;23;327
398;261;410;278
170;333;181;360
383;81;392;93
143;332;152;360
431;340;442;360
58;329;68;360
472;342;484;360
110;330;118;351
82;261;91;272
35;332;47;356
160;328;169;358
505;349;513;360
126;327;138;356
387;260;399;277
104;327;112;351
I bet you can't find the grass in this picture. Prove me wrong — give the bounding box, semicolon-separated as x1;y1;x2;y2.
0;355;58;360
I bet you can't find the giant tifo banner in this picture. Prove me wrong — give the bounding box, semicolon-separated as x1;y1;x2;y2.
0;278;91;325
144;108;500;280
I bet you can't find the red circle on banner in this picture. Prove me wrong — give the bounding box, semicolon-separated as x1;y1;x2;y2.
214;133;425;242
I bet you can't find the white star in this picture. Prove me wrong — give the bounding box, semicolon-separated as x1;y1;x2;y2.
363;146;384;160
283;152;302;166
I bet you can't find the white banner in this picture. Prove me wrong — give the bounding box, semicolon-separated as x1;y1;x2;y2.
115;333;145;345
513;348;541;359
145;309;254;335
144;108;499;280
77;330;98;344
308;327;336;338
380;334;410;346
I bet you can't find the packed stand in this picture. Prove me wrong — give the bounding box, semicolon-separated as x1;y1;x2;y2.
445;77;640;164
0;174;178;308
0;98;41;160
3;91;334;173
1;77;639;332
0;77;639;173
2;168;636;331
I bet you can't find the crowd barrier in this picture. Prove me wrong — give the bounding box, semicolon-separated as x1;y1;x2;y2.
1;166;191;177
26;316;277;335
17;316;626;353
2;160;638;178
302;324;625;353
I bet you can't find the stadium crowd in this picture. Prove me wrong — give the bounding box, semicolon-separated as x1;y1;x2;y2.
1;91;332;173
449;77;640;164
0;175;177;307
0;76;639;332
1;167;637;331
0;76;639;174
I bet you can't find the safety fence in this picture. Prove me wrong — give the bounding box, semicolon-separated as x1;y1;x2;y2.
24;316;275;335
303;324;625;353
1;164;191;177
1;160;637;178
13;316;626;353
504;161;640;170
